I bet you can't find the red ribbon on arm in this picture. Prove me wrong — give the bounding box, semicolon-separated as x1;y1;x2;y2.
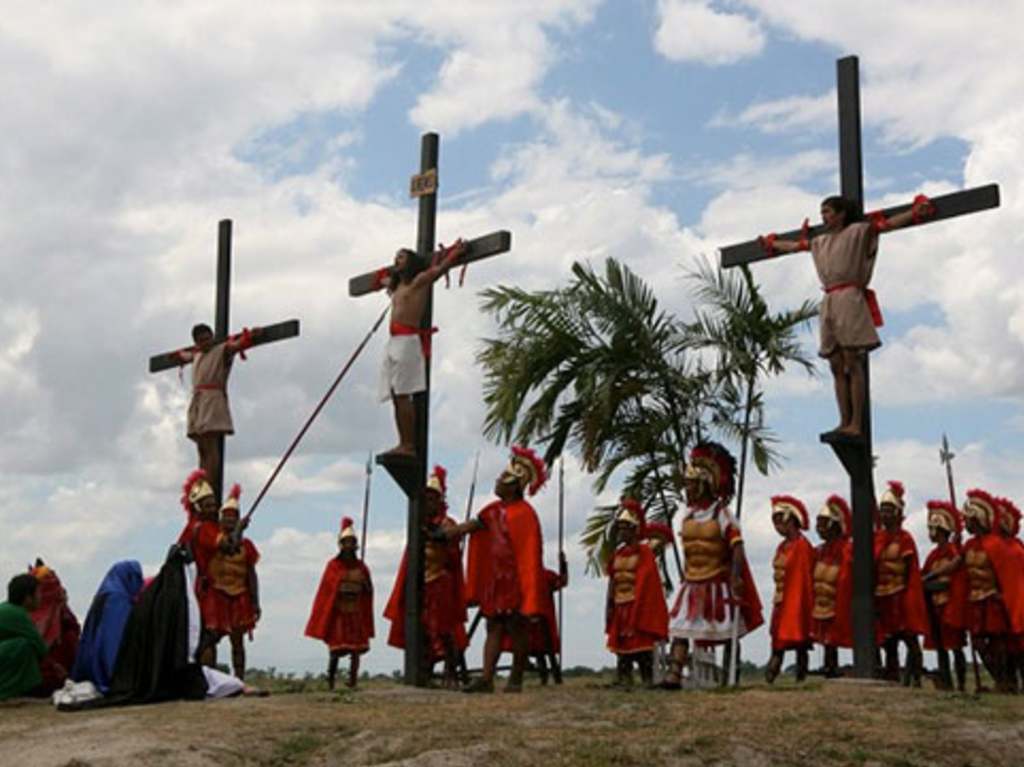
911;193;935;224
758;232;777;257
797;218;810;251
371;267;392;292
868;210;890;233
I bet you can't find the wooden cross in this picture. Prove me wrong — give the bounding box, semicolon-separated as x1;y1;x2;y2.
149;219;300;503
348;132;512;686
718;56;999;678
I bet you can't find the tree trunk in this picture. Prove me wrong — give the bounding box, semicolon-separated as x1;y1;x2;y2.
734;373;757;520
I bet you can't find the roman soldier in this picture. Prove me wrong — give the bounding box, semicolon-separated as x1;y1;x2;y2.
194;484;261;680
305;516;374;690
811;495;853;677
385;465;468;687
446;445;549;694
766;495;815;684
994;497;1024;691
921;500;967;691
605;498;669;687
874;480;928;686
177;468;218;548
663;442;763;688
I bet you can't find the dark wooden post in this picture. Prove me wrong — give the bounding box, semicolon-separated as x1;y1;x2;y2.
214;219;233;504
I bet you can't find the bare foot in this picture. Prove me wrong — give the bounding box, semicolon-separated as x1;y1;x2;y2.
381;444;416;457
837;425;862;437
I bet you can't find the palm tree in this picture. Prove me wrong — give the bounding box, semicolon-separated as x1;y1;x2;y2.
680;260;818;519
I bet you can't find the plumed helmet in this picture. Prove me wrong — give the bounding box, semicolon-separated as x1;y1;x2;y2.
818;495;852;538
771;494;809;530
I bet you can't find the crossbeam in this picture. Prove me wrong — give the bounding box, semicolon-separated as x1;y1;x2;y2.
347;230;512;297
148;319;300;373
720;184;1000;268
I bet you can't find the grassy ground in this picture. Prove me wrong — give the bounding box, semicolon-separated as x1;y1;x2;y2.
2;674;1023;766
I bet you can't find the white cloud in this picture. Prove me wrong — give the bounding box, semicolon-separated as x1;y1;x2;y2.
654;0;765;65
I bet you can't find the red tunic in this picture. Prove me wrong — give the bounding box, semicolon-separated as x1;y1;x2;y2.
810;538;853;648
198;538;260;635
873;529;929;641
384;517;468;662
605;543;669;655
465;499;546;619
921;541;967;651
305;557;374;653
769;534;815;650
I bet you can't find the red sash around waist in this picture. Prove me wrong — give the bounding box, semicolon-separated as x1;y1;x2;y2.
390;321;438;358
194;383;225;392
824;283;883;327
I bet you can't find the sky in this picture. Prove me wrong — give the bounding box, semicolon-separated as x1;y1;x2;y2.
2;1;1022;675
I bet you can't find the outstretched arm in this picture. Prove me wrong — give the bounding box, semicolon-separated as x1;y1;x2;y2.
869;194;936;232
411;239;467;288
759;218;811;256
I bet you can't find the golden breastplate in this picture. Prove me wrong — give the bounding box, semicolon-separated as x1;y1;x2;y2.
772;549;787;605
612;553;639;604
682;518;728;582
875;541;908;597
926;555;956;607
209;549;248;597
337;569;366;612
965;547;997;602
425;540;448;584
812;560;840;619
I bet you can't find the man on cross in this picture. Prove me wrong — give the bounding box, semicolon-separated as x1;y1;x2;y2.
175;323;262;494
762;194;934;438
379;239;467;457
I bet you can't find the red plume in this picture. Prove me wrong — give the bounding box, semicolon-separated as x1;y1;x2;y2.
511;445;548;496
180;469;209;514
825;494;852;537
620;497;646;528
771;494;809;529
340;516;354;531
432;465;448;495
228;483;241;501
926;499;962;534
887;480;905;501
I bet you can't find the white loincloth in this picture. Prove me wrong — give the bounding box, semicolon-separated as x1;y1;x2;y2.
379;334;426;401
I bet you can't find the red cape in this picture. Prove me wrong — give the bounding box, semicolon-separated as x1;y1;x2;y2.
502;568;562;654
384;522;468;658
921;541;968;647
874;529;929;636
812;537;853;648
972;534;1024;634
771;534;815;648
605;543;669;651
304;557;375;644
465;498;546;618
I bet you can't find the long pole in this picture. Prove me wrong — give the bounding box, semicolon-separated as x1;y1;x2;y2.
244;306;388;524
360;452;373;558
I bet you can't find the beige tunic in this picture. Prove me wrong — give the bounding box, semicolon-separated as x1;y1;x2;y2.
187;342;234;438
811;221;880;358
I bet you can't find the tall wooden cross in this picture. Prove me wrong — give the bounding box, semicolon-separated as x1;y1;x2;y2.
718;56;999;678
149;219;300;503
348;132;511;686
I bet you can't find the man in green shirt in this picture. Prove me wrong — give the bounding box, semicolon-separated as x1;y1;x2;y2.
0;573;49;700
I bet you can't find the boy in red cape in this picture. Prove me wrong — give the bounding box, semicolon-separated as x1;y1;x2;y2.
874;480;928;686
606;498;669;687
765;495;815;683
28;561;80;693
663;442;763;689
385;465;468;687
811;496;853;677
921;500;968;691
305;516;374;689
445;445;548;694
193;484;261;679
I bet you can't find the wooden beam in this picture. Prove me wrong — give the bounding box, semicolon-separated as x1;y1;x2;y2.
720;184;1000;269
347;230;513;297
148;318;300;373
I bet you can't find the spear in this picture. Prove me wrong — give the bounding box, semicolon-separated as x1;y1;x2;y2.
360;451;373;559
463;451;481;523
558;457;565;670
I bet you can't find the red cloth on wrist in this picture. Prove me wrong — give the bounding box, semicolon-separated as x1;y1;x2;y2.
911;194;935;224
759;233;777;257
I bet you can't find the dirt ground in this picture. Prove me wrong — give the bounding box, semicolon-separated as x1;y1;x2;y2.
2;676;1023;767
